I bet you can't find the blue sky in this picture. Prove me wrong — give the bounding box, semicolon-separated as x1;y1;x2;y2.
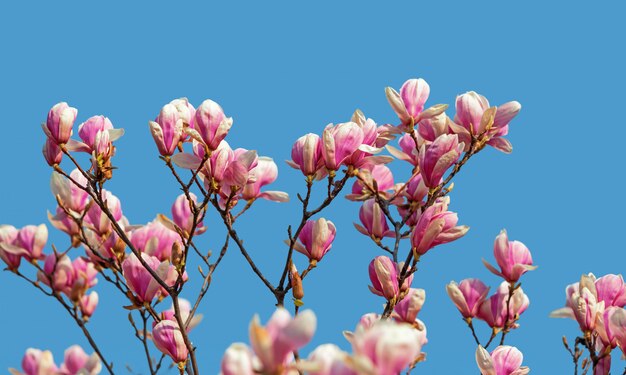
1;1;625;373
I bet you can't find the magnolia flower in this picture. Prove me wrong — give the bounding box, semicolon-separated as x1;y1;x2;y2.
122;253;169;303
483;230;536;283
220;308;317;374
447;279;490;319
477;282;529;329
322;122;365;171
451;91;521;154
293;218;336;262
59;345;102;375
171;193;207;235
160;298;203;332
354;199;394;241
393;288;426;324
385;78;446;128
418;133;463;188
43;102;77;144
410;196;469;255
346;319;427;375
475;345;529;375
550;274;607;332
10;348;58;375
130;220;181;261
194;99;233;151
368;256;412;301
152;320;189;363
241;156;289;202
287;133;324;177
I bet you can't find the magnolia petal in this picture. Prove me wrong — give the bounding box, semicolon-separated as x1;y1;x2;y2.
550;307;575;319
475;346;496;375
258;191;290;202
65;139;91;152
171;153;202;169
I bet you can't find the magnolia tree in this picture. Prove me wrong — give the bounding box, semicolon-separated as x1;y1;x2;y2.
1;78;622;375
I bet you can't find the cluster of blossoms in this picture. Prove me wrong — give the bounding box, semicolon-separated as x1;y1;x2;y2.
3;77;567;375
446;230;535;374
551;273;626;373
220;308;427;375
10;345;101;375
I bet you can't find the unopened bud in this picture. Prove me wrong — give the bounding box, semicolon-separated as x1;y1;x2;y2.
290;263;304;300
113;237;126;260
171;242;184;269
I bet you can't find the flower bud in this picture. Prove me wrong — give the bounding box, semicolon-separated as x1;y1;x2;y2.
368;256;412;301
44;102;77;144
293;218;336;262
290;263;304;300
354;199;393;241
287;133;323;176
195;99;232;151
43;138;63;166
152;320;189;363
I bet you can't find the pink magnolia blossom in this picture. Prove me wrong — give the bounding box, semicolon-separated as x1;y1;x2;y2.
595;274;626;308
287;133;324;177
418;112;451;142
221;147;258;192
294;218;336;262
346;319;426;375
322;122;365;171
38;253;75;295
477;282;529;329
550;274;606;332
43;139;63;166
122;253;169;303
354;199;394;241
171;193;207;235
307;344;355;375
50;169;90;213
241;156;289;202
152;320;189;363
80;291;99;319
0;225;23;270
43;102;77;144
446;278;490;319
14;224;48;261
476;345;529;375
149;103;185;156
220;344;256;375
343;112;395;169
348;165;394;201
483;230;537;283
386;78;445;127
368;256;412;301
393;288;426;324
13;348;58;375
59;345;101;375
452;91;521;153
130;220;181;261
75;115;123;154
246;308;317;374
85;190;123;235
169;98;196;129
194;99;233;151
418;133;463;188
385;131;421;166
48;208;80;241
410;196;469;255
401;174;428;204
